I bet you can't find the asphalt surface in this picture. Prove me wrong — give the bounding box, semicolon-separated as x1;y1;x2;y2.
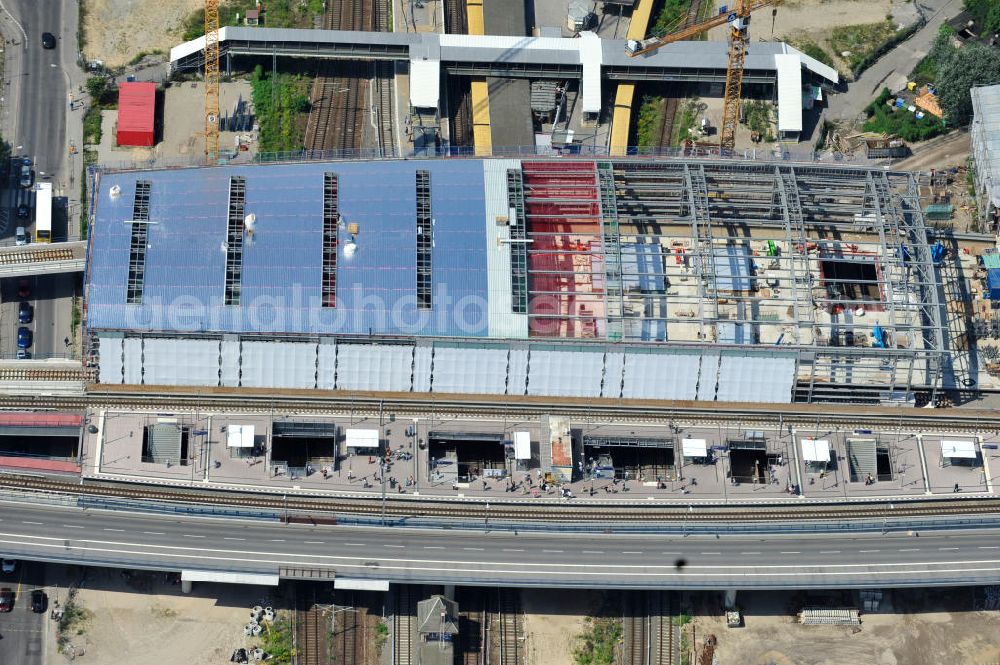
0;559;47;665
2;501;1000;589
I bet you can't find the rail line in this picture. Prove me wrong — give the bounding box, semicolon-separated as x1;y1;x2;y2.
394;585;414;665
497;589;521;665
373;62;395;157
651;592;675;665
624;591;649;665
76;384;1000;433
458;587;485;665
7;472;1000;521
296;586;328;665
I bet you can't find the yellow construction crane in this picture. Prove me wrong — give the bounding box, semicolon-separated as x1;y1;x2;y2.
626;0;780;153
204;0;221;162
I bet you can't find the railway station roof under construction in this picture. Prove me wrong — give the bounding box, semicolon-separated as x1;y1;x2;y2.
86;157;946;404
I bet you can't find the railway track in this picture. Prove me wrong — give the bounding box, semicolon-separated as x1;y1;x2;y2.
458;588;486;665
373;62;395;157
650;592;676;665
624;592;649;665
394;585;414;665
74;383;1000;433
652;0;701;149
335;592;360;665
0;248;74;265
445;0;467;34
296;587;329;665
7;470;1000;521
497;589;521;665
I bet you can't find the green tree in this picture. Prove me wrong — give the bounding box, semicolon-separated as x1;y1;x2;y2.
85;76;107;101
965;0;1000;36
936;42;1000;125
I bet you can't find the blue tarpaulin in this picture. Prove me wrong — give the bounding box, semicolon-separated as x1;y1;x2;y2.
988;269;1000;300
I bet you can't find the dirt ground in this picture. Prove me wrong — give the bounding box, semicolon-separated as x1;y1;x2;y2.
521;589;603;665
687;589;1000;665
45;567;284;665
82;0;203;68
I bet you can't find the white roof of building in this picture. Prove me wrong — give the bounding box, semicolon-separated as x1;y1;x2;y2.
579;32;603;114
682;438;708;457
774;53;803;133
941;439;977;459
409;59;440;109
800;438;830;463
227;424;255;448
346;428;380;448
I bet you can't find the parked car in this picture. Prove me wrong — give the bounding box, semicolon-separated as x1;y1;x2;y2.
0;559;14;574
41;32;56;49
19;159;32;188
0;587;13;612
17;278;29;298
15;226;27;246
17;327;32;349
30;589;47;613
16;202;29;219
18;301;32;324
16;349;30;360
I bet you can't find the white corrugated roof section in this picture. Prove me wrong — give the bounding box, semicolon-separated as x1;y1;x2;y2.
482;159;529;339
579;31;603;114
774;53;803;134
784;43;838;84
800;438;830;462
941;439;977;459
409;58;440;108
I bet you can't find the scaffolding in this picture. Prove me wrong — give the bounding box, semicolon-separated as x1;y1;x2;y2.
518;159;947;403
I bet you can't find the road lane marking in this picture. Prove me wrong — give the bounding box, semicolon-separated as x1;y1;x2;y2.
62;525;84;529
582;550;603;554
938;547;959;551
464;547;485;551
182;534;205;539
224;537;245;541
740;551;760;555
304;541;324;545
543;549;563;553
780;551;800;555
269;539;286;543
344;543;365;546
859;549;880;553
384;544;405;549
980;546;1000;550
21;521;42;525
819;550;841;554
424;546;445;550
700;552;721;555
898;548;920;552
143;531;165;536
502;548;524;552
622;551;643;554
103;528;125;532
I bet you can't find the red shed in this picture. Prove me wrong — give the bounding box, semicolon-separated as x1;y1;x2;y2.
117;81;156;147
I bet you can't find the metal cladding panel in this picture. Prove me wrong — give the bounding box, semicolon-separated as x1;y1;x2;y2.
335;343;413;391
220;339;241;387
602;352;625;398
622;350;700;400
432;346;508;394
774;53;803;133
621;242;665;292
98;335;124;384
696;351;719;401
413;344;432;392
142;338;220;386
527;348;604;397
123;338;143;384
713;246;752;292
579;32;602;114
507;347;528;395
483;160;529;339
87;160;490;338
716;353;795;403
317;342;337;390
240;341;317;389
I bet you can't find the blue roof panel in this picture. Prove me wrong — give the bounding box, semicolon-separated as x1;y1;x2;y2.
86;160;490;337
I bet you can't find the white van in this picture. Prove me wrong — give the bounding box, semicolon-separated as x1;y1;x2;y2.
15;227;27;246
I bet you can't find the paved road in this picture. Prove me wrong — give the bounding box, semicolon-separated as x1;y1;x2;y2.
826;0;965;123
0;560;46;665
2;502;1000;589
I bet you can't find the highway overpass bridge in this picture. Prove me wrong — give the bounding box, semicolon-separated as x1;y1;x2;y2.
2;494;1000;590
0;241;85;277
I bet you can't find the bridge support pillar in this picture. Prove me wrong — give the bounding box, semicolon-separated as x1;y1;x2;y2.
723;589;737;609
181;579;193;594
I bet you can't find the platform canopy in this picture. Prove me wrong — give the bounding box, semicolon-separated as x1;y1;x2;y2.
800;438;830;463
513;431;531;460
941;439;977;459
681;438;708;458
346;428;380;448
227;424;255;448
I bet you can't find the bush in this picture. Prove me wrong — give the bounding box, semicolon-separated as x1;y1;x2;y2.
830;20;901;74
965;0;1000;37
635;96;664;149
862;87;946;142
573;617;622;665
83;105;103;145
936;42;1000;125
249;70;313;153
183;0;326;40
652;0;695;37
792;40;834;68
